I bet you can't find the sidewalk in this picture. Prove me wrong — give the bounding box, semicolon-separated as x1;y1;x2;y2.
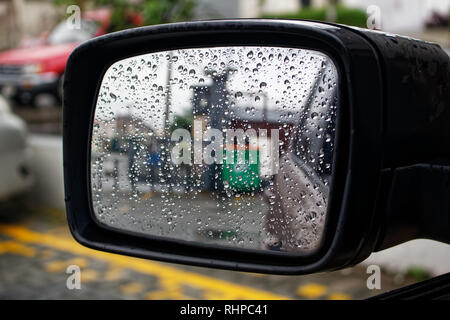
363;240;450;277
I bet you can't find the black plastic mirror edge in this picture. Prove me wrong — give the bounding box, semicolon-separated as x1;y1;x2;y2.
357;30;450;251
63;19;384;275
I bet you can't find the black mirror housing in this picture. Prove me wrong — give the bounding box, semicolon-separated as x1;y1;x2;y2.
63;20;450;274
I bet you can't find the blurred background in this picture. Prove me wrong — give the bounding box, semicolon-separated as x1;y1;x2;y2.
0;0;449;300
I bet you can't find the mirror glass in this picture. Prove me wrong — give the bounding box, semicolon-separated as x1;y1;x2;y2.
91;46;339;254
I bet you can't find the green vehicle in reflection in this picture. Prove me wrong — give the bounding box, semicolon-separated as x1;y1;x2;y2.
222;147;261;193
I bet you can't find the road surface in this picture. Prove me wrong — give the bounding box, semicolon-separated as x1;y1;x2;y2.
0;200;418;300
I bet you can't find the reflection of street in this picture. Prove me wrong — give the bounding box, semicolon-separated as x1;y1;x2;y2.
0;203;416;300
108;191;267;249
94;154;268;250
91;47;340;254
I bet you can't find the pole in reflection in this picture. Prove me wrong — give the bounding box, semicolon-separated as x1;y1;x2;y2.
113;158;119;191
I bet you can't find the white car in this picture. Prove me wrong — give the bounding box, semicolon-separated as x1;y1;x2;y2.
0;95;33;201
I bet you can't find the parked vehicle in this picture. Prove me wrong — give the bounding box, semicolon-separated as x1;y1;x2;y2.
0;9;111;106
0;95;32;201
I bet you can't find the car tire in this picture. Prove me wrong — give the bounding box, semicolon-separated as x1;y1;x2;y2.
11;91;35;107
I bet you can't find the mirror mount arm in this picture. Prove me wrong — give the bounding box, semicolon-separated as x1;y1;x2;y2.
375;164;450;250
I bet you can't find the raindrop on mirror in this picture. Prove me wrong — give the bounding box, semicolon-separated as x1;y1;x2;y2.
91;46;339;254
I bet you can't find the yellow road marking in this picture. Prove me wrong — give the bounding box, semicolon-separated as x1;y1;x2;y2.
46;257;88;273
145;278;195;300
0;240;35;257
141;192;153;200
120;282;144;295
328;292;351;300
82;269;99;282
297;283;327;299
244;272;267;277
45;257;98;282
104;267;125;281
0;224;288;300
38;249;55;260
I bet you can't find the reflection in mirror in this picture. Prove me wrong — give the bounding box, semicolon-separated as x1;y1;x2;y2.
91;46;339;254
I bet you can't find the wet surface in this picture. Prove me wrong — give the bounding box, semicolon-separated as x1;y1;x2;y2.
0;199;418;300
3;38;445;298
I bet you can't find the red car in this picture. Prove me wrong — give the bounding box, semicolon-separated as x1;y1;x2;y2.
0;9;111;106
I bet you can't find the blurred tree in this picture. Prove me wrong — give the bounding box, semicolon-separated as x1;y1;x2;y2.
262;4;367;28
54;0;142;31
142;0;197;25
169;113;193;133
99;0;143;32
55;0;198;32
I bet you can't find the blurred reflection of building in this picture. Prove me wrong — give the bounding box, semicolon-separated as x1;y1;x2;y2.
191;84;211;129
229;107;295;149
190;70;298;191
192;71;229;130
191;72;228;191
115;113;157;150
93;113;158;155
192;72;295;151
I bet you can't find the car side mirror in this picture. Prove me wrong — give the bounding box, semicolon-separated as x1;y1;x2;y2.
63;20;450;274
